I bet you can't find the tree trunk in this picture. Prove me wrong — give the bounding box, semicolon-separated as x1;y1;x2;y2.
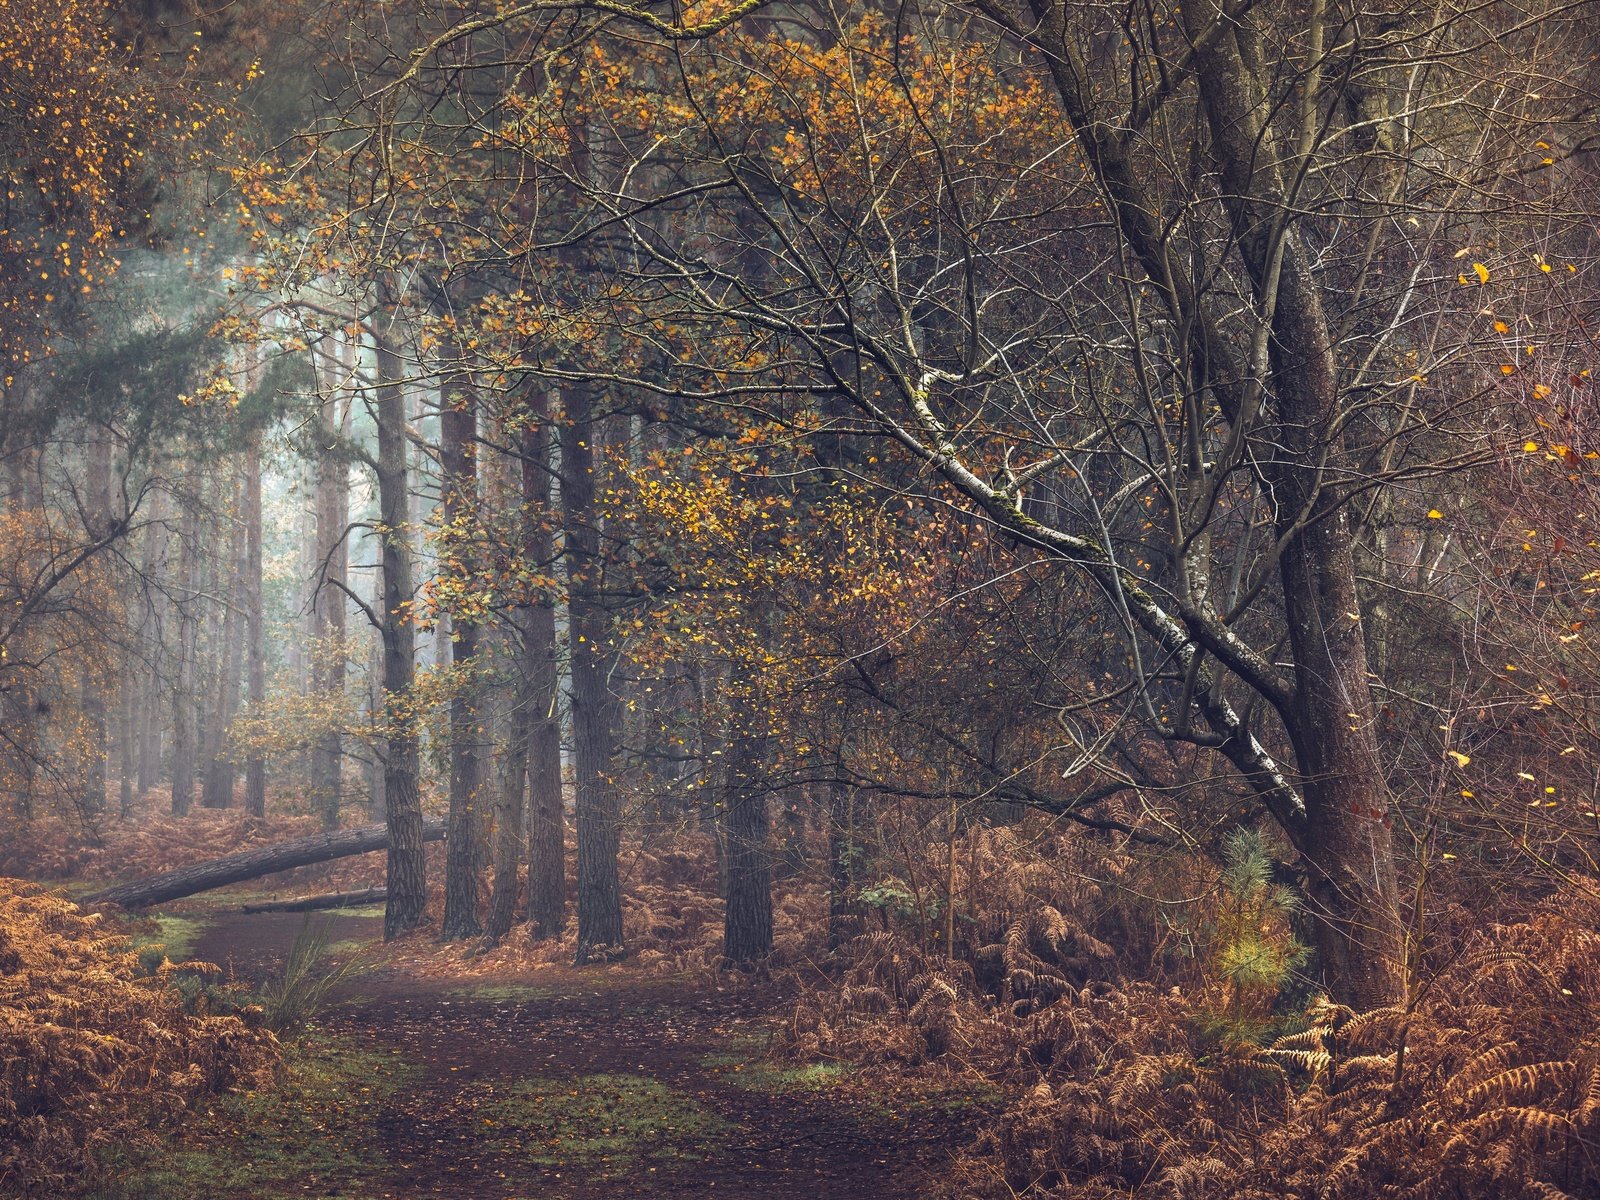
81;426;113;813
169;479;200;817
1175;1;1403;1006
85;819;446;909
564;387;622;962
241;887;387;913
721;735;772;965
134;490;168;796
524;404;565;942
201;467;244;809
310;380;350;829
440;349;483;939
484;677;527;943
374;313;429;939
827;783;860;949
243;431;267;820
117;671;136;815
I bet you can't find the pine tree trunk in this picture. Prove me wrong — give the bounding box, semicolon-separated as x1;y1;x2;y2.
484;675;528;943
564;387;621;962
201;468;244;810
135;490;167;796
81;426;113;813
440;346;483;940
523;404;565;941
243;431;267;820
169;481;200;817
117;674;136;815
311;382;349;829
721;735;772;965
827;783;860;949
87;819;446;909
375;315;429;939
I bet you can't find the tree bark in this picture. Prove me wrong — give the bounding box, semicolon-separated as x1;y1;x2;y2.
168;476;200;817
564;387;622;962
85;819;446;909
374;313;429;939
241;887;387;913
201;467;244;810
484;674;527;943
134;489;168;796
721;734;772;965
827;783;860;949
81;425;113;813
524;404;565;942
310;378;350;830
440;346;484;939
242;431;267;820
1176;0;1403;1006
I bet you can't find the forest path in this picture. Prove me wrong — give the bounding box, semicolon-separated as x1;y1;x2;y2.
178;906;975;1200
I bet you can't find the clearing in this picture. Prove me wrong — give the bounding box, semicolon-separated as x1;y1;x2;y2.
98;903;984;1200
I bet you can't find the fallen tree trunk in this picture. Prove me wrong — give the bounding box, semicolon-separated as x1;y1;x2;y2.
85;819;446;910
240;887;388;914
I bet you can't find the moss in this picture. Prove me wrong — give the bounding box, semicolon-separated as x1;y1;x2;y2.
333;903;387;918
701;1045;999;1119
480;1072;730;1177
702;1050;850;1093
89;1034;417;1200
128;913;208;964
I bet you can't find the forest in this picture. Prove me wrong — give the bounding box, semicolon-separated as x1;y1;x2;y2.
2;0;1598;1195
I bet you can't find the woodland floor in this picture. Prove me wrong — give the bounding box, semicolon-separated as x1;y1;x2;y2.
92;901;988;1200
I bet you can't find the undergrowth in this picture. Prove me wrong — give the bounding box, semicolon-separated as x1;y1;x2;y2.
89;1035;416;1200
0;880;277;1194
256;917;371;1031
789;874;1600;1199
475;1071;731;1178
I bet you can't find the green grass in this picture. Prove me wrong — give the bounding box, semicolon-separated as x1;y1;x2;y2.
702;1049;851;1093
328;903;387;918
701;1044;1000;1118
128;913;208;963
325;936;376;956
480;1072;730;1178
88;1034;417;1200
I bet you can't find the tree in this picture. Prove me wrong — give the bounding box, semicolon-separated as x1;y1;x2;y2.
309;348;353;829
241;427;267;820
479;0;1597;1004
373;307;431;938
521;400;566;942
439;331;486;940
564;384;624;962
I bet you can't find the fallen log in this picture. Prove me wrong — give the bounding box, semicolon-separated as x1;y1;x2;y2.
84;819;446;910
240;887;388;914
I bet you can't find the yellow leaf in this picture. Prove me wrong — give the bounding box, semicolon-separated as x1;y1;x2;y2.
1447;750;1471;768
1472;261;1490;284
1524;441;1540;452
1427;508;1443;519
1494;320;1509;333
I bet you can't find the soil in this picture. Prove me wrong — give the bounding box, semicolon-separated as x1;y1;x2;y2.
187;908;979;1200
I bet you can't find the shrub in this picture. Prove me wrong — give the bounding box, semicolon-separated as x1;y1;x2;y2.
0;879;277;1194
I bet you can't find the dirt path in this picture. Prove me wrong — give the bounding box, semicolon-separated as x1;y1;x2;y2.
185;908;977;1200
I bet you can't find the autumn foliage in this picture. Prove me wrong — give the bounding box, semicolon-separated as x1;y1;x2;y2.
0;879;276;1193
